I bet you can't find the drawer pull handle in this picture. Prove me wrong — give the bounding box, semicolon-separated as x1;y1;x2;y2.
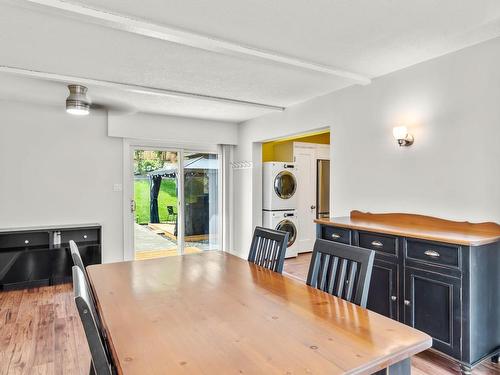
24;240;30;245
83;235;88;239
331;234;341;239
404;300;411;306
371;240;383;247
424;250;440;258
391;296;397;302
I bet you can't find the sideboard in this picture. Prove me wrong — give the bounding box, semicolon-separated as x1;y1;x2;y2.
316;211;500;375
0;224;101;291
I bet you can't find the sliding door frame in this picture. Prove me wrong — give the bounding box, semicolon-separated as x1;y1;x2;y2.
122;139;220;261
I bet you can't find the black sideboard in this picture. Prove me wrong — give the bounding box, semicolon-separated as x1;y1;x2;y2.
316;212;500;375
0;224;101;291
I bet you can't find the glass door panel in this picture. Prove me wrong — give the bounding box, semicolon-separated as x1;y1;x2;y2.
183;152;220;252
133;149;180;259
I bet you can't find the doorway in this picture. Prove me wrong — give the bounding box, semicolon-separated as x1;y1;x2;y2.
261;130;330;255
130;146;220;260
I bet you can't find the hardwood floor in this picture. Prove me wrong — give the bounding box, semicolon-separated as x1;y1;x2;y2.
0;254;497;374
0;284;90;375
283;252;500;375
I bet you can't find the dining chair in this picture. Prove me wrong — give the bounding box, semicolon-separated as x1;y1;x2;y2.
306;239;375;307
73;266;114;375
70;240;106;338
166;205;177;223
69;240;86;274
248;226;289;273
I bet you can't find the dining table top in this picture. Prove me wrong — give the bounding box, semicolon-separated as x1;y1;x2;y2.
87;251;431;375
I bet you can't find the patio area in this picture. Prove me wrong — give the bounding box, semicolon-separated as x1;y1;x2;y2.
134;223;215;260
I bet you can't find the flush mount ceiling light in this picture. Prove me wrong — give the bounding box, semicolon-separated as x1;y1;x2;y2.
66;84;90;115
392;126;414;147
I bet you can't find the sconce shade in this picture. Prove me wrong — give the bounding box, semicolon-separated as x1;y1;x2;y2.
66;85;90;115
393;126;408;140
393;126;414;147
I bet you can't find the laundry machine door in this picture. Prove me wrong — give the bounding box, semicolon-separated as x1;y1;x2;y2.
276;219;297;247
274;171;297;200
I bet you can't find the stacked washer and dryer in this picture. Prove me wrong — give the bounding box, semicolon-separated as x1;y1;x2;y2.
262;162;299;258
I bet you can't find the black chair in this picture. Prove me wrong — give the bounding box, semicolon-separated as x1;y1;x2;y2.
248;226;289;273
69;240;86;275
73;266;113;375
70;240;106;338
306;239;375;307
166;205;177;223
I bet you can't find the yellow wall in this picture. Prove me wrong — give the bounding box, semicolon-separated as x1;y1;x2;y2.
262;131;330;162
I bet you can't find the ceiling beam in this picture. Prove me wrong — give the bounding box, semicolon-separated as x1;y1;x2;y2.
0;65;286;111
18;0;371;85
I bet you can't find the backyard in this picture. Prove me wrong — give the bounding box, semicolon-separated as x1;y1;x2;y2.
134;178;177;224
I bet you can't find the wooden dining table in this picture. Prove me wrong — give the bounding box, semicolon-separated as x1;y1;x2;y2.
87;251;431;375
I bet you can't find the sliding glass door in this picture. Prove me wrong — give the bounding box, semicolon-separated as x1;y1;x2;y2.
131;147;220;260
183;152;220;252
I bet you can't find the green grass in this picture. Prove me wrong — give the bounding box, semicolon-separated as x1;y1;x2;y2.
134;178;177;224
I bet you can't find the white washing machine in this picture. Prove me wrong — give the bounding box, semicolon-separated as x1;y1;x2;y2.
262;162;298;211
262;210;298;258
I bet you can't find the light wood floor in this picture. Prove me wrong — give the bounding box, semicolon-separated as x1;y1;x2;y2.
0;254;498;374
135;246;201;260
283;252;500;375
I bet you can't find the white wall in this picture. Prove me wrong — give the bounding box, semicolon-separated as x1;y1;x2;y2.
109;112;238;145
233;37;500;259
0;103;238;262
0;101;124;262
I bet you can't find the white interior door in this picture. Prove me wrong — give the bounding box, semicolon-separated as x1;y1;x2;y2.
294;146;317;253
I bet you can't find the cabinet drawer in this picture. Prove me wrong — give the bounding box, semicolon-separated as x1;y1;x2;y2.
358;232;398;256
0;232;49;249
406;239;460;269
321;226;351;244
61;229;99;244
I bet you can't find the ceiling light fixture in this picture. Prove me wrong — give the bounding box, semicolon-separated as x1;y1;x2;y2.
66;85;90;115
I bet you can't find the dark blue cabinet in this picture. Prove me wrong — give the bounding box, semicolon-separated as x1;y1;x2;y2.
318;222;500;375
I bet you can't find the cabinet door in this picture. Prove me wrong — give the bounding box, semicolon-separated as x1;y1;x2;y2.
404;267;461;359
367;259;398;320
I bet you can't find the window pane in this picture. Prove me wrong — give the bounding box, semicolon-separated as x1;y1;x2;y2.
183;152;219;252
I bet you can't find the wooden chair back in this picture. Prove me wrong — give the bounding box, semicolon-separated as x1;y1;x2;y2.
306;239;375;307
248;226;289;273
73;266;113;375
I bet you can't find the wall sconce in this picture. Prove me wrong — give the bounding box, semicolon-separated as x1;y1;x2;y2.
392;126;414;147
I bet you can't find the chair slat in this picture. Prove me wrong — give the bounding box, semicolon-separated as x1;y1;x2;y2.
318;254;330;291
248;226;289;273
344;261;358;302
306;239;375;307
335;259;348;297
326;256;339;294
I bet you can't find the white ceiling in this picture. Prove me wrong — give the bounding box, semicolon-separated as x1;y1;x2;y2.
1;0;500;122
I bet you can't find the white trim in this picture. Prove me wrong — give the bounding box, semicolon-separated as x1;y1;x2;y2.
0;65;285;112
17;0;371;85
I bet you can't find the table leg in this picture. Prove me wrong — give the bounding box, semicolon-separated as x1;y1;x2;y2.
372;358;411;375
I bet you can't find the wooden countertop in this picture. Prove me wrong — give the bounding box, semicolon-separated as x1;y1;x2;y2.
88;252;431;375
315;211;500;246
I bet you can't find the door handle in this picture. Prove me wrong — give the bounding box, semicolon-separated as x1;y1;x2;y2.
130;200;136;213
404;300;411;306
310;205;316;210
391;296;397;302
